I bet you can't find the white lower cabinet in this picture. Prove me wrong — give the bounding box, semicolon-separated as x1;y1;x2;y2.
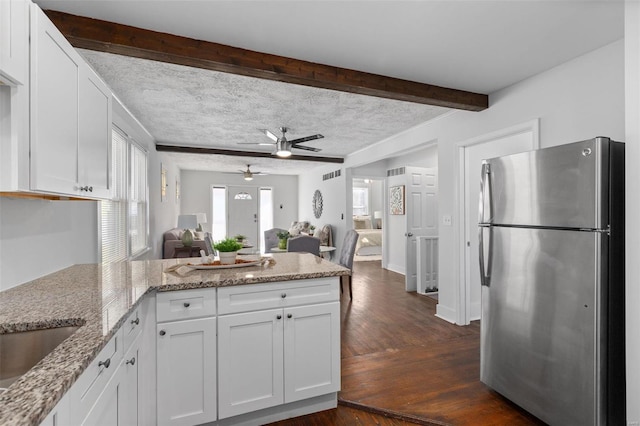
156;315;217;426
217;279;341;420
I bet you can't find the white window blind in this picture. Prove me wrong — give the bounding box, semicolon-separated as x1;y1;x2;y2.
100;127;148;263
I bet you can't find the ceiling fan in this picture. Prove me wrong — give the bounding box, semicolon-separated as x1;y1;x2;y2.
238;127;324;158
231;164;268;181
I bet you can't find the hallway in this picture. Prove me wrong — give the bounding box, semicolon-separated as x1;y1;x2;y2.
270;261;543;425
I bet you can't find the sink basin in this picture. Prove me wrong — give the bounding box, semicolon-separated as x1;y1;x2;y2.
0;325;80;392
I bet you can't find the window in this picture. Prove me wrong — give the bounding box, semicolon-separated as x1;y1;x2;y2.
259;188;273;253
211;186;226;242
100;127;148;263
353;187;369;216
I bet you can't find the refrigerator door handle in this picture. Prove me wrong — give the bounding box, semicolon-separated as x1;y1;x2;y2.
478;161;491;224
478;225;492;287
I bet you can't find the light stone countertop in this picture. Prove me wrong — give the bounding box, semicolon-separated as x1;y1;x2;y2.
0;253;349;426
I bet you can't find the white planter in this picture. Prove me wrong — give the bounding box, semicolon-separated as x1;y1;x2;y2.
218;251;238;265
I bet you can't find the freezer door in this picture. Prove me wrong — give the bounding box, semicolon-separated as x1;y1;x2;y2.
480;226;605;426
484;137;609;229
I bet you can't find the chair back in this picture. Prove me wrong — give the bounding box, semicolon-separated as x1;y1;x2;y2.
338;229;359;270
287;235;321;256
316;224;333;247
264;228;286;253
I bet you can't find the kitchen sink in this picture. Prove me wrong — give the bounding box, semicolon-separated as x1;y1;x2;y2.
0;325;80;393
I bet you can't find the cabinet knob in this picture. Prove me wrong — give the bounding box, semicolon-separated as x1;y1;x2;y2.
131;318;140;326
287;313;292;319
126;357;136;366
98;358;111;369
159;330;166;336
183;302;190;308
277;314;282;319
88;186;93;192
281;293;286;299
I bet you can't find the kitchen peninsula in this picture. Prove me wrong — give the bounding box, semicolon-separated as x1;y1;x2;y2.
0;253;349;426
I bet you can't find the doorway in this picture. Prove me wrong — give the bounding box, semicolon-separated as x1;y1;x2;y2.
458;120;539;325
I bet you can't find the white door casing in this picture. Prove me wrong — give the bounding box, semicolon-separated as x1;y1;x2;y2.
457;119;539;325
405;167;438;292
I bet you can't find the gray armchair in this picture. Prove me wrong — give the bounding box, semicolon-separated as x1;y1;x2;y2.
287;235;321;256
338;229;359;299
264;228;286;253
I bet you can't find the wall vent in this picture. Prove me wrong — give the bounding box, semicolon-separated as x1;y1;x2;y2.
322;169;342;181
386;167;406;177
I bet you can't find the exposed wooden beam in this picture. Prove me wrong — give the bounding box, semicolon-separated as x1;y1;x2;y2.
155;144;345;164
44;10;488;112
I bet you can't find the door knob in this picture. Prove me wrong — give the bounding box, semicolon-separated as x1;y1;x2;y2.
405;232;414;237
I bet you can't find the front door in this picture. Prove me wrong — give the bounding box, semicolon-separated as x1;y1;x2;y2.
227;186;259;246
404;167;438;291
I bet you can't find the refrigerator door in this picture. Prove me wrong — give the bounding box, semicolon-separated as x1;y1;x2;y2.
482;137;610;229
481;226;605;426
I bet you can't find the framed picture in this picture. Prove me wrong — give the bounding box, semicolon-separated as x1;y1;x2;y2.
161;164;167;202
389;185;405;215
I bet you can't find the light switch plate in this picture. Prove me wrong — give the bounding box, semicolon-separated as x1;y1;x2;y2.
442;215;452;226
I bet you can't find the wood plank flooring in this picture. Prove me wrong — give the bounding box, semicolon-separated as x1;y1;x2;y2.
269;261;545;426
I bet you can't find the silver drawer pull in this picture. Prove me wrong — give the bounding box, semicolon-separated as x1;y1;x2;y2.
131;318;140;326
281;293;286;299
159;330;166;336
126;357;136;366
98;358;111;369
183;302;190;308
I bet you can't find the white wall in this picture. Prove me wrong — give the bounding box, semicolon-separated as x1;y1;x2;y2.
0;198;98;291
180;170;298;234
345;39;624;325
625;3;640;422
298;164;346;257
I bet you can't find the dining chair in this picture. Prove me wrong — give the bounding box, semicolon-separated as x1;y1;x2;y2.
287;235;321;256
264;228;286;253
338;229;359;299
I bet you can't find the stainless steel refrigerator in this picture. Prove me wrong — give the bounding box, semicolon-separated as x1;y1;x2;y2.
478;137;625;425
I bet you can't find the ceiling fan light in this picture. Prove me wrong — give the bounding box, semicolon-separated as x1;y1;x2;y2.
244;175;253;181
276;140;292;158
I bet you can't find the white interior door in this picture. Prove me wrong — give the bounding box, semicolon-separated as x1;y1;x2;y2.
464;131;534;321
227;186;258;245
404;167;438;291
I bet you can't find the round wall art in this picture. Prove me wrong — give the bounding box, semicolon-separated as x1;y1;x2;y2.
312;190;323;219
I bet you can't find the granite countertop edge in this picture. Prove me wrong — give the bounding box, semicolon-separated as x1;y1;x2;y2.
0;255;349;426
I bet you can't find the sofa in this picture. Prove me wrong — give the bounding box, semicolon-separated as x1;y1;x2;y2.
163;228;209;258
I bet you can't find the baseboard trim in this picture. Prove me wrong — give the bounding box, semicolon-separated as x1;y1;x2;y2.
338;398;448;426
435;304;457;324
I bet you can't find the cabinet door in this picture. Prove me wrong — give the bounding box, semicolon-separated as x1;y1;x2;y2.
78;65;111;199
157;317;216;426
120;341;140;426
218;309;284;419
29;4;81;195
284;302;340;403
80;363;125;426
0;0;28;85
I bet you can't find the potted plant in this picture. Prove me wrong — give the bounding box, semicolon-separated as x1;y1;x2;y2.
213;238;243;264
234;234;247;243
276;231;290;250
309;225;316;236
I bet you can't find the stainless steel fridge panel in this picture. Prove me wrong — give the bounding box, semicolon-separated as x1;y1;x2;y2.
480;226;603;425
481;137;609;229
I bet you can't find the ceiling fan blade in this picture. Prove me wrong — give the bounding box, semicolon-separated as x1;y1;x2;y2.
261;129;279;142
254;172;269;175
293;144;322;152
289;134;324;144
237;142;275;146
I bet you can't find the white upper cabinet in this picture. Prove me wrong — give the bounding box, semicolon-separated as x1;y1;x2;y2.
0;0;29;86
28;3;111;199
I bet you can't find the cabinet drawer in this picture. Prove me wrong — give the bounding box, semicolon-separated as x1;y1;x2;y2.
68;327;124;424
157;288;216;322
218;278;339;315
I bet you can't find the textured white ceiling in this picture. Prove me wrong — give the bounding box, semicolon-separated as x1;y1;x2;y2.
80;50;450;173
40;0;624;175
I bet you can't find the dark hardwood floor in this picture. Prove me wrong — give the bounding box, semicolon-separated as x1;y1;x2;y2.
269;261;545;426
